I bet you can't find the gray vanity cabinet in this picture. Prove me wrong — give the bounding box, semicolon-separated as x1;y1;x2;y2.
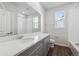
29;43;43;56
17;40;43;56
43;36;50;56
17;35;50;56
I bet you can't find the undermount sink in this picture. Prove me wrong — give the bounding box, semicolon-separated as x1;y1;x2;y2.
21;38;34;43
13;35;24;40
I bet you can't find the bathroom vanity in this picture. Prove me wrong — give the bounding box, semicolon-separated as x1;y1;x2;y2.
0;33;50;56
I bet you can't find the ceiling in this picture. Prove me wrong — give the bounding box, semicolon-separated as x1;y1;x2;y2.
41;2;73;9
15;2;37;16
1;2;37;16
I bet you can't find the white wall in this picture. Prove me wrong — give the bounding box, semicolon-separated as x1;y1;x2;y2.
68;3;79;43
24;15;33;33
17;14;28;34
27;2;45;32
10;12;17;34
45;3;75;46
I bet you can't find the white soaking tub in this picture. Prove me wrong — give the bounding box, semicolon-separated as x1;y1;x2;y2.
69;40;79;56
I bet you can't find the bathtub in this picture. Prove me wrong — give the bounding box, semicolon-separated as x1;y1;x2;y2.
69;40;79;56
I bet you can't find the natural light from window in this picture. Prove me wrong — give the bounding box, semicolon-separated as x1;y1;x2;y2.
33;16;39;29
55;10;64;28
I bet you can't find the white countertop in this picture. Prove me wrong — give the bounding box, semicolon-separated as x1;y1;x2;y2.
0;33;49;56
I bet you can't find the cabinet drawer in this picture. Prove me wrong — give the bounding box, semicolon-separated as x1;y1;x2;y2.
18;40;43;56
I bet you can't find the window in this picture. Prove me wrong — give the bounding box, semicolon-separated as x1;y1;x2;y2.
33;16;39;29
55;10;64;28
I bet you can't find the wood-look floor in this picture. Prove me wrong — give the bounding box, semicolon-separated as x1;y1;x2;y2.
47;45;73;56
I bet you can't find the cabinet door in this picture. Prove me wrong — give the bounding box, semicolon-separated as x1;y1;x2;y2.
29;43;43;56
43;36;50;56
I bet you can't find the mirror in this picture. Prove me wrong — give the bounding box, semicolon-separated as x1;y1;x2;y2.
0;2;41;37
